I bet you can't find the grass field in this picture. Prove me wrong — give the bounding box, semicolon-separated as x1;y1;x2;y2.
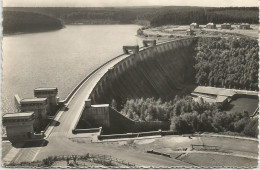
179;153;257;167
201;136;258;155
109;135;258;167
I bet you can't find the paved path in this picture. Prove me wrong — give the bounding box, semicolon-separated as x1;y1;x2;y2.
2;143;24;164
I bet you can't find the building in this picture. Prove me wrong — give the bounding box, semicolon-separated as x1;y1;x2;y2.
221;23;231;29
3;112;35;141
206;23;216;29
34;87;59;114
190;23;199;29
186;29;195;35
20;98;48;131
239;23;250;30
193;86;236;98
216;95;229;106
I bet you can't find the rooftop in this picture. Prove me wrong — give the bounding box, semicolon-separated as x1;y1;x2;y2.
3;112;34;118
240;23;250;25
34;87;58;91
193;86;236;97
207;23;215;25
221;23;231;25
190;23;198;25
193;96;216;103
216;95;228;103
21;98;47;103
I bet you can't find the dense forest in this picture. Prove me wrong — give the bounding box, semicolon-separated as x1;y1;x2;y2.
4;7;258;26
3;11;63;34
118;97;258;137
194;37;259;90
150;7;258;26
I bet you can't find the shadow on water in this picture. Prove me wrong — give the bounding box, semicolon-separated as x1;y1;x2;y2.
11;139;49;148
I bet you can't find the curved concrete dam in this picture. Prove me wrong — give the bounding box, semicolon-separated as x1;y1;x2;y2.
90;37;197;106
73;37;198;134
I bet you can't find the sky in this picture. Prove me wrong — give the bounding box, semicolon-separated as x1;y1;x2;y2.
3;0;259;7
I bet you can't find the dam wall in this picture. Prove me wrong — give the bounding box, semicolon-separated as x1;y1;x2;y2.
74;37;198;134
89;37;198;106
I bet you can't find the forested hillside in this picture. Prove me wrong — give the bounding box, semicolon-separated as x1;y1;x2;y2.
150;7;258;26
4;7;258;26
194;37;259;90
3;11;63;34
119;97;258;137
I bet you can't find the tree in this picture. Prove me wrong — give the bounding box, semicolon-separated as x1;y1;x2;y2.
234;117;250;133
243;118;259;137
194;37;258;90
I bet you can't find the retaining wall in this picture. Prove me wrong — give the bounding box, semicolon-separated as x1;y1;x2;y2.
78;103;169;134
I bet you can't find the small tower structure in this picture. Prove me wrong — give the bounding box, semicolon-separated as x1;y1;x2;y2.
3;112;35;141
20;98;48;131
34;87;59;114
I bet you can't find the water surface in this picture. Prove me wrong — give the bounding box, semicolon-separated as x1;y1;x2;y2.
2;25;142;113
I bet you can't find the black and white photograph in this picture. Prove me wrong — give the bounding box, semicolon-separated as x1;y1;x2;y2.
1;0;259;168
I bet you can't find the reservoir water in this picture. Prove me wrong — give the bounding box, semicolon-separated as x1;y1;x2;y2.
2;25;142;113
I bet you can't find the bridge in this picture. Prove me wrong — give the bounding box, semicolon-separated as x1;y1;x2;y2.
3;37;199;166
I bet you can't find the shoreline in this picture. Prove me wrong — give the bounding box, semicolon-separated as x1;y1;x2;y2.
3;26;65;36
138;24;259;39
